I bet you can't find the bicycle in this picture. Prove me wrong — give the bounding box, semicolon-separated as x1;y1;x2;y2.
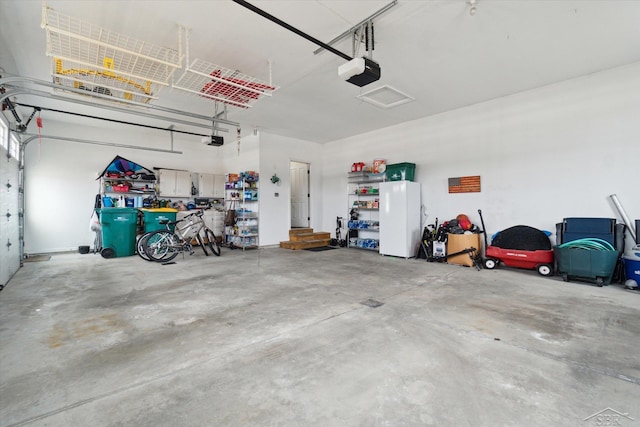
138;209;221;262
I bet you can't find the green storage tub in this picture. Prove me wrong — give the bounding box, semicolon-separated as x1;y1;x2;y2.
140;208;178;232
386;162;416;181
98;208;139;258
554;246;620;286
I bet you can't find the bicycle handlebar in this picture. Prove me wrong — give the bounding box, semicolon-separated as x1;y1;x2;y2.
181;209;207;219
159;208;212;226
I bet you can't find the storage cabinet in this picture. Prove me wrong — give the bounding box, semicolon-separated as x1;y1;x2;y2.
224;172;259;249
198;173;225;198
158;169;192;197
347;171;382;251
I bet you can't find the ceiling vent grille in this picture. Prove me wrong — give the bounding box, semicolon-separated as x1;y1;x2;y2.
356;85;414;109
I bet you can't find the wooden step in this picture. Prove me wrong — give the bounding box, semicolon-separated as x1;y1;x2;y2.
290;232;331;242
289;228;313;238
280;238;331;250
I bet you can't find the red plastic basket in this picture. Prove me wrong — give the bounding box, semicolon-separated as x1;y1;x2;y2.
113;184;130;192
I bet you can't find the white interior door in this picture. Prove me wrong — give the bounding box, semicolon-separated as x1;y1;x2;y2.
0;135;21;287
290;161;309;228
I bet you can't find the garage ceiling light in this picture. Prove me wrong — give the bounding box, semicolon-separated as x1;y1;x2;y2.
356;85;414;109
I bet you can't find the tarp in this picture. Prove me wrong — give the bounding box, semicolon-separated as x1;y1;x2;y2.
491;225;552;251
97;155;155;180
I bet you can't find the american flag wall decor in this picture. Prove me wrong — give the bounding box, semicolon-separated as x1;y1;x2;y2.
448;176;481;193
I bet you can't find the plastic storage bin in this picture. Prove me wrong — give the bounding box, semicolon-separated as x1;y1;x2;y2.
554;246;620;286
140;208;178;232
385;162;416;182
561;218;616;246
98;208;139;258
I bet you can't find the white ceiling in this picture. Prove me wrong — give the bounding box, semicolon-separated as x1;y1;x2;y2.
1;0;640;144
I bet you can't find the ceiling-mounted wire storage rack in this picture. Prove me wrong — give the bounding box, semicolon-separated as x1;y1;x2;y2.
173;57;276;109
41;4;182;104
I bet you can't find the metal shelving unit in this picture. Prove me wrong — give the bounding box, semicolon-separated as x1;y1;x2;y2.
224;175;259;249
100;176;156;200
347;171;384;251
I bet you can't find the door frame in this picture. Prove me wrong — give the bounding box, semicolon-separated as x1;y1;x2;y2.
289;160;310;229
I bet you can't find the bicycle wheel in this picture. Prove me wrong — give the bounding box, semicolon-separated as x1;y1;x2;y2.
196;233;209;256
136;232;153;261
143;230;179;262
204;228;221;256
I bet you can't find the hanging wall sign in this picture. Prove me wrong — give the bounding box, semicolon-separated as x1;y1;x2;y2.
448;176;481;193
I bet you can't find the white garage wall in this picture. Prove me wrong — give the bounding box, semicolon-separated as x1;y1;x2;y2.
321;62;640;250
23;121;226;253
258;133;323;246
220;133;259;175
21;61;640;254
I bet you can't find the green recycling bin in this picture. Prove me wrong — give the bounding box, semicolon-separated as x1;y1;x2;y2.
98;208;139;258
140;208;178;232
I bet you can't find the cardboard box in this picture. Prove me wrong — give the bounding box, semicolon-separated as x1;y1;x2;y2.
225;173;240;182
373;159;386;173
447;233;481;266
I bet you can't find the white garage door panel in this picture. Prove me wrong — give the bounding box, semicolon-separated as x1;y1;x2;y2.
0;150;20;287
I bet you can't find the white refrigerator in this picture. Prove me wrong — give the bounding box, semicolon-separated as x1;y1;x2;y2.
379;181;421;258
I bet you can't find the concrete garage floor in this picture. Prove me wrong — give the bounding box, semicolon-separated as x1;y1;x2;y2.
1;247;639;427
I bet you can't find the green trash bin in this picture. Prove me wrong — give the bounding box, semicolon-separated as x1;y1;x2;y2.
140;208;178;232
98;208;139;258
554;246;620;286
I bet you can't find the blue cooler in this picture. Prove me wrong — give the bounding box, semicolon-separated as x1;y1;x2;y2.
623;245;640;285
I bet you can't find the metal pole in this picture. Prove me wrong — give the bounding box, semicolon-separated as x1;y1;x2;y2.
20;133;183;154
13;102;226;136
1;87;229;133
313;0;397;55
232;0;353;61
168;125;175;152
609;194;637;242
0;75;240;127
